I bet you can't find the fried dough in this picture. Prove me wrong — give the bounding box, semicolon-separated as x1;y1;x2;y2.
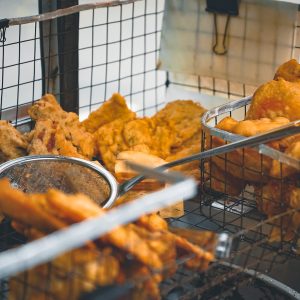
152;100;206;149
0;120;28;163
274;59;300;82
246;78;300;120
82;93;136;133
28;94;95;160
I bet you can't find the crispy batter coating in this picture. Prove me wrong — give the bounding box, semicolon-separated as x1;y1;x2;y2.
82;93;136;133
270;138;300;178
254;180;299;241
246;78;300;120
0;179;67;233
0;120;28;163
208;162;245;196
210;116;291;183
274;59;300;82
28;94;95;160
88;97;204;176
152;100;206;149
95;117;173;172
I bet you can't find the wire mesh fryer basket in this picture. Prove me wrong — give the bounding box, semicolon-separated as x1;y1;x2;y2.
1;204;299;300
200;96;300;252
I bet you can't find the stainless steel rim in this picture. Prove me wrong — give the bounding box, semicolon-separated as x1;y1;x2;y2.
0;155;119;208
201;96;300;171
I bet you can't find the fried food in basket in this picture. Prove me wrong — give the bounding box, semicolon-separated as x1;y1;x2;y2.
82;93;136;133
246;78;300;120
208;162;245;196
0;179;214;300
0;120;28;163
28;94;95;160
270;138;300;178
274;59;300;82
210;116;291;183
153;100;206;149
115;151;184;218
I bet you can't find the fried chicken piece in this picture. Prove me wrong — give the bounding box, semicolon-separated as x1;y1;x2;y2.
0;179;67;233
28;94;95;160
210;135;273;183
208;162;245;196
82;93;136;133
274;59;300;82
165;133;201;180
28;119;88;158
153;100;206;149
270;138;300;178
46;189;163;269
0;120;28;163
10;247;120;300
224;116;290;137
210;116;291;183
246;78;300;120
95;118;173;172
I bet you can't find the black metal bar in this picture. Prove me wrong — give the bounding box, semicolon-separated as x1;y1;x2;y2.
57;0;79;113
39;0;60;100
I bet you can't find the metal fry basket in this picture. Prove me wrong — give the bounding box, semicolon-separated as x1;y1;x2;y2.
0;0;300;299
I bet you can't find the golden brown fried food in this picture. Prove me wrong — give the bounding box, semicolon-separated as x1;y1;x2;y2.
95;117;173;172
274;59;300;82
208;162;245;196
29;94;95;160
221;117;290;136
152;100;206;149
210;135;273;183
27;119;88;158
9;247;120;300
2;179;215;300
46;189;163;269
210;116;291;183
0;120;28;163
0;179;67;233
270;139;300;178
246;78;300;120
82;93;136;133
165;133;201;180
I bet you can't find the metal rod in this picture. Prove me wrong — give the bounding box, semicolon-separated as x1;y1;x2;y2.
8;0;140;26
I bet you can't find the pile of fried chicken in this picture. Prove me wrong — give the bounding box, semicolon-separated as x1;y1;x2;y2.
207;59;300;240
0;179;215;300
0;95;209;299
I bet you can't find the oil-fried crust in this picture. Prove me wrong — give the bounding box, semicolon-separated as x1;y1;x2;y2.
0;120;28;163
28;94;95;160
274;59;300;82
82;93;136;133
246;78;300;120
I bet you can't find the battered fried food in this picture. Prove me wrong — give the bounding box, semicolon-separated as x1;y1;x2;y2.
208;162;245;196
270;138;300;178
82;93;136;133
274;59;300;82
0;179;67;233
246;78;300;120
152;100;206;149
95;117;173;172
0;120;28;163
210;116;291;182
1;178;215;300
28;94;95;160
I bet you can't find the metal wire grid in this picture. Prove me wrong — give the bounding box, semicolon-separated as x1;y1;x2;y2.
1;208;298;300
0;0;166;126
199;98;300;251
